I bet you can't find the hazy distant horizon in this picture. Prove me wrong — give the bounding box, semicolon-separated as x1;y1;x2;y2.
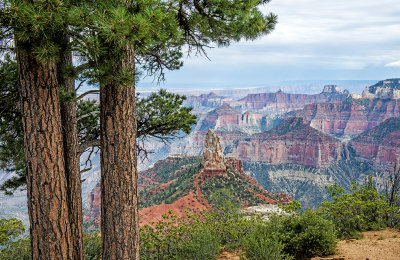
136;79;379;96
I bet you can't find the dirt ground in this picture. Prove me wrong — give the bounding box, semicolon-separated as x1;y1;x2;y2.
218;251;243;260
218;228;400;260
326;228;400;260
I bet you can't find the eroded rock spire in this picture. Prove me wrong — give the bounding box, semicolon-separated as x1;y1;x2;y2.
202;129;226;171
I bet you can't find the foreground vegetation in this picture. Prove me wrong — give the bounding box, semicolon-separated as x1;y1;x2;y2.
2;175;400;259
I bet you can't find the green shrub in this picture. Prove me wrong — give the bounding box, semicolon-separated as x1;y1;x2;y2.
0;218;30;259
275;210;337;259
139;211;219;260
177;228;220;260
0;238;31;260
203;189;258;250
244;223;292;260
139;189;254;259
320;176;393;238
84;232;102;260
0;218;25;245
243;210;336;260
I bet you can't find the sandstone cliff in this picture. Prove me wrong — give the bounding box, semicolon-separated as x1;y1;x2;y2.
232;86;348;114
293;98;400;137
350;117;400;167
197;103;263;134
362;79;400;99
183;92;232;112
230;117;345;168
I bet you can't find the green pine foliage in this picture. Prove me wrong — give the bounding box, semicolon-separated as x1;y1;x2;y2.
1;0;73;61
0;58;25;195
137;90;197;142
0;218;30;259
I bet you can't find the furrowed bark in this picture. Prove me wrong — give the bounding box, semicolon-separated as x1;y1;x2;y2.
100;44;139;259
17;50;73;260
58;39;85;259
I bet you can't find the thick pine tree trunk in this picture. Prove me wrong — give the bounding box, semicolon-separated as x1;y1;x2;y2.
100;45;139;259
58;41;85;259
17;51;73;259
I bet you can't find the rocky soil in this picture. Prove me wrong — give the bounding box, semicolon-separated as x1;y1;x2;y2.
218;228;400;260
327;228;400;260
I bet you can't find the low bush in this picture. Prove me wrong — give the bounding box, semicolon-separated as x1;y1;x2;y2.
84;232;102;260
0;218;31;259
0;238;31;260
243;210;336;260
177;227;220;259
320;176;394;238
275;210;337;259
244;223;292;260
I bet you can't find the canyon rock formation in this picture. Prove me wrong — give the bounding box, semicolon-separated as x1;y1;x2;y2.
202;129;226;172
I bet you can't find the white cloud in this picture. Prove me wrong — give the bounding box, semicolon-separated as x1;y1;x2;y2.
385;61;400;67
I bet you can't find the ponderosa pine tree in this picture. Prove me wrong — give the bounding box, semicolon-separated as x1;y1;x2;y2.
72;0;277;258
58;38;85;259
0;1;81;258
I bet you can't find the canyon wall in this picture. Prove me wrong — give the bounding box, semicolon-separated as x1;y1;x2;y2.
232;86;349;114
350;117;400;167
230;117;345;168
293;99;400;137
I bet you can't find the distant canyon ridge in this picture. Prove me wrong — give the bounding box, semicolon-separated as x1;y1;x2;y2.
83;79;400;221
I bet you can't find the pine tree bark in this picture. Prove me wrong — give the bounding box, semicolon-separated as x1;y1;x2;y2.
58;39;85;259
17;50;73;259
100;44;139;259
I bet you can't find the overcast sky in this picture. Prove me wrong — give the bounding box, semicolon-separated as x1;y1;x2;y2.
138;0;400;91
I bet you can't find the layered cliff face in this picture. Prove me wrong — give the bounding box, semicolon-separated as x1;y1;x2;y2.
362;79;400;99
232;86;349;114
183;92;232;112
245;159;372;208
198;103;263;134
174;117;347;169
294;98;400;137
350;117;400;167
229;117;345;168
